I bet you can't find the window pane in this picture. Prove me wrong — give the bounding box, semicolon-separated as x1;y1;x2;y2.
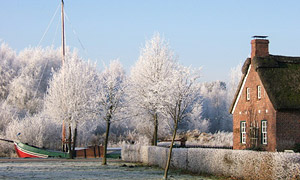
247;88;250;100
261;120;267;144
241;122;246;144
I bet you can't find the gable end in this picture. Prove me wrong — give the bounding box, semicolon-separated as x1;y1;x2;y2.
230;64;251;114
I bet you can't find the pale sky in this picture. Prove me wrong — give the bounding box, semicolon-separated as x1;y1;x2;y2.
1;0;300;82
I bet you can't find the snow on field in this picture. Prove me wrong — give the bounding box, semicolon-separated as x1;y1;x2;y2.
0;159;221;180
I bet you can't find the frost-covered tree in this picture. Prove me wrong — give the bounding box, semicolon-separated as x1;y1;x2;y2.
0;43;18;101
0;43;19;137
201;81;232;132
0;45;61;146
161;65;205;179
5;113;61;149
0;101;19;135
200;63;242;133
6;47;61;114
44;52;98;158
97;60;126;165
227;62;242;104
128;33;175;145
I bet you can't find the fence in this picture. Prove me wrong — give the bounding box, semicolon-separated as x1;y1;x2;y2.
122;144;300;180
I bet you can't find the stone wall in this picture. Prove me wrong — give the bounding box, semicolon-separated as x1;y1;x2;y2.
122;145;300;180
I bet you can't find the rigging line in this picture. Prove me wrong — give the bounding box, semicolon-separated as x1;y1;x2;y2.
34;4;60;102
9;5;60;122
33;53;50;101
38;3;60;47
64;11;88;56
52;15;60;46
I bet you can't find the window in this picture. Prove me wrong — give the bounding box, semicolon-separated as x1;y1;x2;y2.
257;86;261;99
261;120;267;145
246;88;250;101
241;121;246;144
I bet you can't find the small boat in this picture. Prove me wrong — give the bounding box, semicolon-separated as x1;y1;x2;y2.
1;138;120;159
0;138;67;158
0;139;69;158
14;143;120;159
14;142;69;158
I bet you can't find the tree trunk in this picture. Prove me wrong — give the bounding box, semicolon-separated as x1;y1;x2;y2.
153;113;158;146
68;124;73;159
72;125;78;157
62;120;66;152
164;119;178;180
102;117;111;165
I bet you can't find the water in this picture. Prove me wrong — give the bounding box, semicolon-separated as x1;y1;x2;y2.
0;159;224;180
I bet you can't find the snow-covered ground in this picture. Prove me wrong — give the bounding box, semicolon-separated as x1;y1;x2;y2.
0;159;222;180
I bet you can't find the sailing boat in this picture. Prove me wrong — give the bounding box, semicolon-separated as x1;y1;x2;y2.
1;0;70;159
1;1;121;159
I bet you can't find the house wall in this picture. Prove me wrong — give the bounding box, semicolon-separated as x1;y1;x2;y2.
276;111;300;151
233;65;277;151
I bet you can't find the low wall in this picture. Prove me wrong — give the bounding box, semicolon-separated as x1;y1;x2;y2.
122;145;300;180
76;146;103;158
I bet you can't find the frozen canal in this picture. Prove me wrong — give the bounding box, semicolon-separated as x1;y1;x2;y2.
0;159;224;180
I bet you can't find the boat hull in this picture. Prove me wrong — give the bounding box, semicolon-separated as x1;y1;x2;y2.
14;142;69;158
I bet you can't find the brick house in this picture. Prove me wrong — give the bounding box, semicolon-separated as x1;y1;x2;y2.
229;37;300;152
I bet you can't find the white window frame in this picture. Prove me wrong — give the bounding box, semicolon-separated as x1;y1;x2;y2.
261;120;267;145
246;88;250;101
241;121;246;144
257;86;261;99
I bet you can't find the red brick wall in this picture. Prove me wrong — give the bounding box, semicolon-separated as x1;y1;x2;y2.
232;64;277;151
251;39;269;59
276;111;300;151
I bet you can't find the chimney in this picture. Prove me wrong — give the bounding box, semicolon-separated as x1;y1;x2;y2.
251;36;269;59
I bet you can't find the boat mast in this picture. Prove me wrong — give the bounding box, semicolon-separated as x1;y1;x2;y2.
61;0;65;63
61;0;66;152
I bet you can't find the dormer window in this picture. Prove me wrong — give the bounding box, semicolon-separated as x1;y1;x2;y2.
257;86;261;99
246;88;250;101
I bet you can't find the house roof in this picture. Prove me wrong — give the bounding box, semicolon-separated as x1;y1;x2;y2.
230;55;300;113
